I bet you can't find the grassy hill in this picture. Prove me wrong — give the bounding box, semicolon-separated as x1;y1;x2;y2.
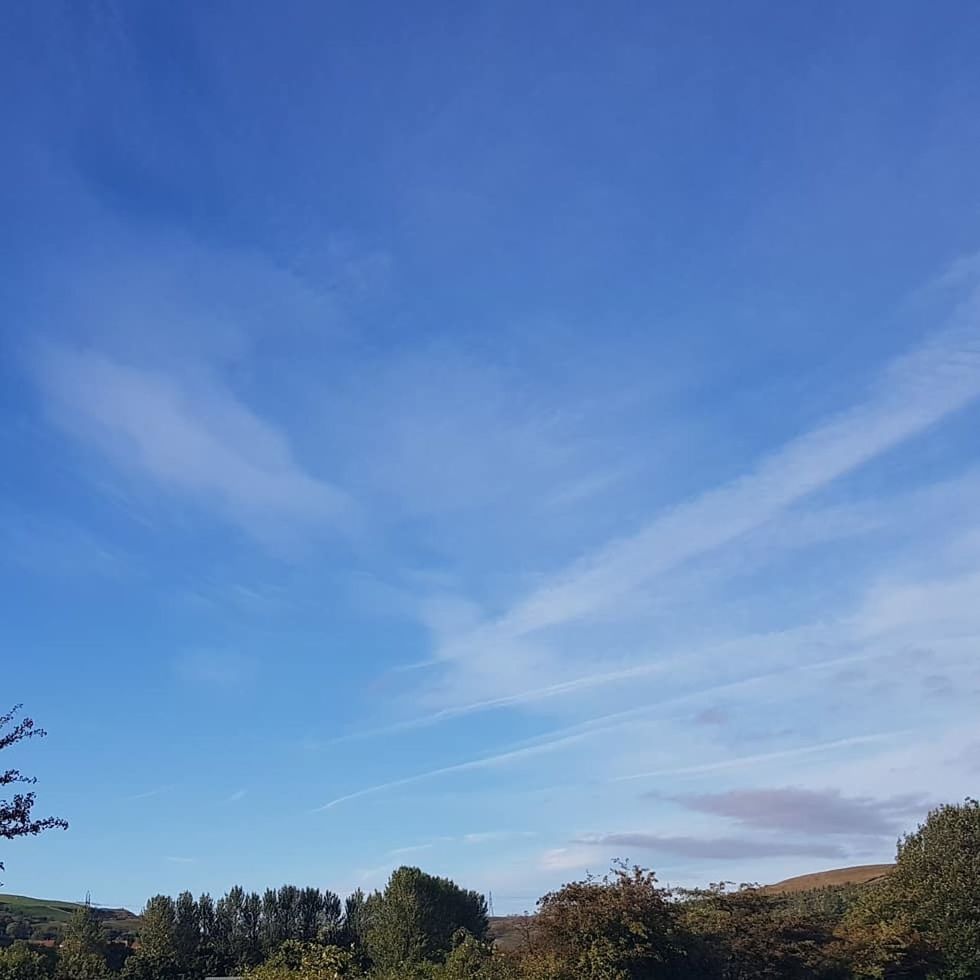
761;863;893;895
0;894;86;924
0;893;139;939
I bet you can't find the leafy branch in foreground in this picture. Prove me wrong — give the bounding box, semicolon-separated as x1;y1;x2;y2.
1;704;68;877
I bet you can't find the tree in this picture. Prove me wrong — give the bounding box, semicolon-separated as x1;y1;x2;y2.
340;890;369;953
242;891;264;969
437;932;517;980
57;906;107;980
173;892;201;978
0;942;49;980
318;891;343;947
295;889;323;944
520;863;684;980
888;799;980;979
365;867;489;972
196;893;227;979
678;883;843;980
247;940;360;980
837;877;939;980
125;895;178;980
5;920;30;941
1;706;67;880
274;887;300;948
216;886;243;969
263;888;288;953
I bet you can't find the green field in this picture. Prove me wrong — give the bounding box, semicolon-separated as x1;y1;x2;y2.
0;893;139;938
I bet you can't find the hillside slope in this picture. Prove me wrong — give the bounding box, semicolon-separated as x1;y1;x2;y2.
761;863;893;894
0;893;139;939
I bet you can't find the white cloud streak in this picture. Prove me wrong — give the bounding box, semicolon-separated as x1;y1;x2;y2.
491;320;980;640
175;649;257;689
338;624;904;743
615;731;908;783
35;344;351;547
125;785;174;802
404;312;980;721
316;727;603;811
317;656;906;811
387;843;435;857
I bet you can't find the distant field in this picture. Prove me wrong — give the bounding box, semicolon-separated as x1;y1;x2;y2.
0;893;139;937
760;864;893;895
0;894;84;923
488;915;533;951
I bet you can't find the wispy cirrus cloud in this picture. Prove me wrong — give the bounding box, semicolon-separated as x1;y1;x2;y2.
474;322;980;640
34;344;352;548
620;732;906;784
387;842;436;857
360;295;980;727
317;725;603;810
0;506;129;579
175;649;257;690
319;699;904;812
463;830;537;845
125;785;174;802
382;831;537;858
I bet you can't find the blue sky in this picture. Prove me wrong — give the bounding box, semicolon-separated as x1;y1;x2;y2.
2;2;980;914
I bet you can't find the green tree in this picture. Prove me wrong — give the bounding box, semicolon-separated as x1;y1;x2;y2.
214;885;263;971
5;920;30;941
241;891;264;968
196;893;227;979
1;705;67;881
173;891;201;978
57;906;107;980
679;883;843;980
340;890;369;953
263;889;286;952
365;867;488;972
274;888;300;948
322;891;343;945
247;940;360;980
518;863;684;980
125;895;178;980
837;877;939;980
221;887;244;969
888;799;980;979
0;942;50;980
295;889;323;943
436;932;517;980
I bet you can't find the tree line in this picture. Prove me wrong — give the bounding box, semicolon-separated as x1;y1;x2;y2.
4;707;980;978
125;870;486;980
2;798;980;980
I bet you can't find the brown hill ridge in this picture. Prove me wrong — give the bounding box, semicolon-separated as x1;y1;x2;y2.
760;863;894;895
